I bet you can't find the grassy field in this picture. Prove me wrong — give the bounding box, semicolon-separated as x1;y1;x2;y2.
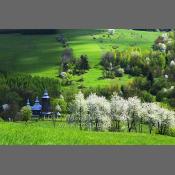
0;29;161;88
0;121;175;145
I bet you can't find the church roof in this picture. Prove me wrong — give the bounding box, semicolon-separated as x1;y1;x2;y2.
32;97;42;111
42;89;50;99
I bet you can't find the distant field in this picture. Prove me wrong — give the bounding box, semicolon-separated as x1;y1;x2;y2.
0;29;161;88
0;121;175;145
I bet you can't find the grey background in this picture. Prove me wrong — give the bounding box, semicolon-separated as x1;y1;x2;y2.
0;0;174;28
0;0;175;174
0;146;175;175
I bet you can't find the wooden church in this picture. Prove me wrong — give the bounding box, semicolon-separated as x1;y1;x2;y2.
27;90;53;118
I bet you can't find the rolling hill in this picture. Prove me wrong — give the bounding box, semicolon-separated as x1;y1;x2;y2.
0;29;161;88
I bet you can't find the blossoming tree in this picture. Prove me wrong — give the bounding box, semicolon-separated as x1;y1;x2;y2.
71;91;88;130
86;94;111;131
110;93;127;131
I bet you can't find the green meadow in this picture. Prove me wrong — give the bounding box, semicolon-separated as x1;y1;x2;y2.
0;29;169;145
0;29;161;88
0;121;175;145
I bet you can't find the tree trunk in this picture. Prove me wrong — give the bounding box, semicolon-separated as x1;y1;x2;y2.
79;107;82;130
79;119;82;130
149;127;152;134
149;122;152;134
128;120;134;132
95;119;98;131
127;119;130;132
140;118;143;133
117;120;120;131
115;120;118;131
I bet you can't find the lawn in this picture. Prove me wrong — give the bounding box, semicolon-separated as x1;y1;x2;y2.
73;70;134;88
0;29;161;88
0;121;175;145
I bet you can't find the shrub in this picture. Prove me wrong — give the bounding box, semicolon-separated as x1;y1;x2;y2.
114;67;124;77
167;128;175;137
140;91;155;102
0;117;4;122
20;106;32;123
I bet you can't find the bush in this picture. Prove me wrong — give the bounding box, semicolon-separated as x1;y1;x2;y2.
74;55;90;74
168;98;175;107
51;97;67;114
150;78;167;95
114;67;124;77
156;89;168;102
14;112;23;121
83;84;120;99
130;66;142;76
20;106;32;123
167;128;175;137
0;117;4;122
140;91;155;102
102;70;115;79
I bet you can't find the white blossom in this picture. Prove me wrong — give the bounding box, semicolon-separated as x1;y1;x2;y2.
86;93;111;131
70;92;175;133
158;43;166;52
163;88;167;92
170;86;174;90
55;105;61;112
60;72;67;78
170;60;175;67
164;74;168;79
127;96;142;121
162;33;169;42
110;93;128;122
145;57;150;64
71;91;88;128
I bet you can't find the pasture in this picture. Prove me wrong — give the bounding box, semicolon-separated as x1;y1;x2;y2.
0;121;175;145
0;29;161;88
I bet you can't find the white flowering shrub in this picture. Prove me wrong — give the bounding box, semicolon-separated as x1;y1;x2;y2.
170;60;175;67
55;105;61;112
162;33;169;42
86;94;111;131
126;96;143;132
70;91;88;129
154;106;175;134
164;74;168;79
60;72;67;78
158;43;166;52
70;92;175;135
110;93;127;131
141;102;175;134
141;102;159;133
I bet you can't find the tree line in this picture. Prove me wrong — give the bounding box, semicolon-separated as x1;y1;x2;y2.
69;91;175;136
100;31;175;107
0;71;61;120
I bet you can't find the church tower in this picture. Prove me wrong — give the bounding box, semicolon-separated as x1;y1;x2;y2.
31;97;42;116
26;99;30;107
41;89;51;114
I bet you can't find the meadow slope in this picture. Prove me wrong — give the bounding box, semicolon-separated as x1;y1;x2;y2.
0;29;161;88
0;121;175;145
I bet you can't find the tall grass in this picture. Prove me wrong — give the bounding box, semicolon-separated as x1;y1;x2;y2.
0;121;175;145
